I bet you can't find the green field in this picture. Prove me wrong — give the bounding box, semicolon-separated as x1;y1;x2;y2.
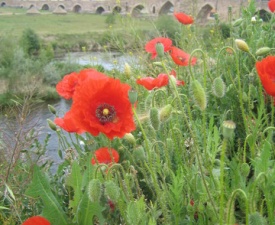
0;7;155;36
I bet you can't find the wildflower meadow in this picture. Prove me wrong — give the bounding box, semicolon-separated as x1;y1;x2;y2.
2;0;275;224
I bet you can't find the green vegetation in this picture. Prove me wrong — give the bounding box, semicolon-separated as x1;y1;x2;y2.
0;8;154;36
2;1;275;224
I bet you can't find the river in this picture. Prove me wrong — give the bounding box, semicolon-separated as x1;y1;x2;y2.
1;51;137;172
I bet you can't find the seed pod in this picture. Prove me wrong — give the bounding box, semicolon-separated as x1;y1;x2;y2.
190;80;207;111
222;120;236;139
128;89;138;105
212;77;226;98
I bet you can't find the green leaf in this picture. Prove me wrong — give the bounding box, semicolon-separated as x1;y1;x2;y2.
25;165;68;225
66;161;83;214
77;190;105;225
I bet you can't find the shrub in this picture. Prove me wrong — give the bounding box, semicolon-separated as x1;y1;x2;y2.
20;28;41;56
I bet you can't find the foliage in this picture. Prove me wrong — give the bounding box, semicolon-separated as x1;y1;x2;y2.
20;28;41;56
2;1;275;224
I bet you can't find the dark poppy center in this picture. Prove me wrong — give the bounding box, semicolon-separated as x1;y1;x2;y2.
95;103;116;124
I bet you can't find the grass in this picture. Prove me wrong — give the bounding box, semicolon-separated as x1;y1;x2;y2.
0;7;155;37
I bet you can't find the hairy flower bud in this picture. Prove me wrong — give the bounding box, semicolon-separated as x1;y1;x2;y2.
123;133;136;145
235;39;249;52
47;119;57;131
159;104;173;122
149;107;160;130
212;77;226;98
88;179;102;202
190;80;207;111
155;42;165;58
232;18;243;27
104;180;120;203
48;104;56;115
255;47;271;56
124;62;131;79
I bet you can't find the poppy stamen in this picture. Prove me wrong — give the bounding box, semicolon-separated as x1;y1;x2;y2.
96;103;116;124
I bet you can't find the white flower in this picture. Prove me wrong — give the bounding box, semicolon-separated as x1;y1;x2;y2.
251;16;256;23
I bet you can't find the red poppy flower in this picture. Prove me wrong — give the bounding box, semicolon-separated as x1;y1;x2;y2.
169;46;197;66
91;147;119;165
56;69;108;99
145;37;172;59
56;72;79;99
170;69;185;86
174;12;194;25
255;56;275;96
54;110;84;133
55;69;136;140
268;0;275;12
22;216;51;225
136;74;169;90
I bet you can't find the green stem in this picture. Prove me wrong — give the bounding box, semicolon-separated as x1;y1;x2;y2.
219;139;227;225
227;189;249;225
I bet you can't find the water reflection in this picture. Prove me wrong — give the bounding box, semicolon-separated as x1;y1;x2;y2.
63;51;138;71
0;99;72;172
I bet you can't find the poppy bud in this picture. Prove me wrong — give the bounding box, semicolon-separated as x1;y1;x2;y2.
152;61;162;67
190;80;207;111
166;138;174;152
255;47;271;56
212;77;226;98
123;133;136;145
88;179;102;202
159;104;173;122
232;18;243;27
104;180;120;203
155;42;165;58
240;162;250;177
235;39;249;53
242;91;248;102
48;104;56;115
47;119;57;131
124;62;131;79
222;120;236;139
128;89;138;105
133;146;146;162
149;107;160;130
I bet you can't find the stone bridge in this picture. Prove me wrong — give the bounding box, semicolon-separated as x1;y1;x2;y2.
1;0;271;21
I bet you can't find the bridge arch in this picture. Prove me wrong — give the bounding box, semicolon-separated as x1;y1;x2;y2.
196;4;214;23
152;5;156;14
131;4;146;17
28;4;35;9
159;1;174;15
58;5;65;10
73;4;81;13
96;6;105;14
41;4;49;11
256;9;271;22
1;2;6;7
113;5;121;14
